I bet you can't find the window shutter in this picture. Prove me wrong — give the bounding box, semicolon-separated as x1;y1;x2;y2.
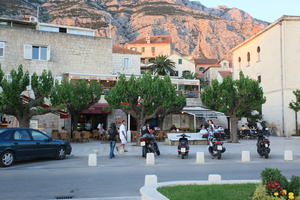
24;44;32;59
47;46;50;61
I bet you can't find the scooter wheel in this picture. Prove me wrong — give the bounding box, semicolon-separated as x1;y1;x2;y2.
217;152;222;160
181;154;185;159
265;154;269;159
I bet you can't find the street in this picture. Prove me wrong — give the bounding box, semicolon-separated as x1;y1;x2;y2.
1;136;300;200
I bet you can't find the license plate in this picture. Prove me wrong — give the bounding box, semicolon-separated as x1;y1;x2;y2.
217;145;222;150
181;148;186;153
265;144;268;147
141;141;145;146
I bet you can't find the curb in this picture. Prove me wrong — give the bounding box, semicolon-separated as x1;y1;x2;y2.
140;179;260;200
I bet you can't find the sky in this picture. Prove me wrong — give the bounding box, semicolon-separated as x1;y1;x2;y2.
196;0;300;22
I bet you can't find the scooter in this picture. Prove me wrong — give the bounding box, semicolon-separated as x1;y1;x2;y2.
256;131;270;159
208;134;226;159
140;132;160;158
177;134;190;159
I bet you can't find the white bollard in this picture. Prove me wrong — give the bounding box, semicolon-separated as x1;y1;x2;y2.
146;153;155;165
196;152;205;164
88;153;97;166
208;174;222;183
144;175;158;186
241;151;251;162
284;150;293;161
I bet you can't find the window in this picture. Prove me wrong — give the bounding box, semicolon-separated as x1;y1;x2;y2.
24;45;50;61
141;47;145;53
0;131;13;141
151;47;155;53
59;27;67;33
258;75;261;83
123;58;129;67
170;71;179;76
178;59;182;64
14;130;31;141
0;41;4;57
199;67;205;73
257;46;261;62
238;57;241;63
31;130;49;141
130;47;137;51
247;52;250;62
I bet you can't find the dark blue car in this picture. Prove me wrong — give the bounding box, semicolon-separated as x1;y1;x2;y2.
0;128;72;167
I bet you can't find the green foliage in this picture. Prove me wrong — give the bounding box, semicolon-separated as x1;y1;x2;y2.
105;73;186;130
201;72;265;117
201;72;265;142
158;184;257;200
289;90;300;112
0;65;54;127
51;79;102;131
181;71;197;79
261;168;288;188
287;176;300;196
252;185;285;200
150;55;176;76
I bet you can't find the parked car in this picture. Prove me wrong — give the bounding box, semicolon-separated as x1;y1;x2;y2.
0;128;72;167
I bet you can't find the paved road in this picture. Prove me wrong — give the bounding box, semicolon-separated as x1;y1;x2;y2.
1;136;300;200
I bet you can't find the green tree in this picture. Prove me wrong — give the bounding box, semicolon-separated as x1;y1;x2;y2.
51;79;102;132
181;71;197;79
289;90;300;134
201;72;265;143
105;73;186;132
150;55;176;76
0;65;55;127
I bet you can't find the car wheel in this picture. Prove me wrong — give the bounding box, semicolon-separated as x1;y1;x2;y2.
1;151;15;167
56;146;66;160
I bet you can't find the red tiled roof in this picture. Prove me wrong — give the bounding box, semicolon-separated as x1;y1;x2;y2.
112;45;141;55
218;71;232;78
194;58;219;65
128;35;172;44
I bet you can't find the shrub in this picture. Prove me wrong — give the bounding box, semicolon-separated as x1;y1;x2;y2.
287;176;300;196
261;168;288;188
259;168;300;200
252;185;285;200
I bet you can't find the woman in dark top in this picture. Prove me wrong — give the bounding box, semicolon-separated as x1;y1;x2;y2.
108;123;117;159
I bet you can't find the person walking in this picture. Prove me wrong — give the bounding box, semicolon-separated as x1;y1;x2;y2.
107;123;117;159
117;120;128;152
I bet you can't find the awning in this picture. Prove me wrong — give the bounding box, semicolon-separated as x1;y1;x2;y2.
182;106;226;118
81;103;111;114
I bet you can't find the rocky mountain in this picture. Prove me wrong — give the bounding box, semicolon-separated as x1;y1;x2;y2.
0;0;269;59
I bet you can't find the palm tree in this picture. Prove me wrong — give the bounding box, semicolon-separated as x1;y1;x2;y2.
149;55;175;76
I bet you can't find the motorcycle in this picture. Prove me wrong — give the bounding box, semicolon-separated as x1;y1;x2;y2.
256;131;270;159
177;134;190;159
140;132;160;158
208;134;226;159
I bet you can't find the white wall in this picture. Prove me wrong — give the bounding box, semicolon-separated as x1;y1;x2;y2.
232;18;300;136
112;53;141;75
168;54;195;77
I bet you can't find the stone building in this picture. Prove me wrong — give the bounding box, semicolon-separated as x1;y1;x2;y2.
231;15;300;136
0;18;113;132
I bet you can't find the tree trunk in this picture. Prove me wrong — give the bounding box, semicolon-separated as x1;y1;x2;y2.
71;112;79;138
296;111;298;134
230;115;239;143
18;116;30;128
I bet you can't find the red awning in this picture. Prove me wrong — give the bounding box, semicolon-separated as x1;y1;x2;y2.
81;103;110;114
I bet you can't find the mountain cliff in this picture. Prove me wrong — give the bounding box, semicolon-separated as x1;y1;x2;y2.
0;0;269;59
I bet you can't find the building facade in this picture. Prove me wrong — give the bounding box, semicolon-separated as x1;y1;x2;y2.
231;16;300;136
112;45;141;75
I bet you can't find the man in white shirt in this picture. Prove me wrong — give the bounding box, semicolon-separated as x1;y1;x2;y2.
117;120;128;152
